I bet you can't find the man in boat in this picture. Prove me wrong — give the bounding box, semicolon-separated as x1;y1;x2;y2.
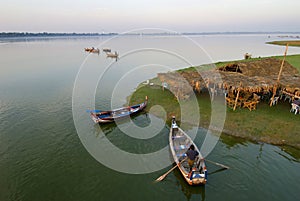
186;145;199;172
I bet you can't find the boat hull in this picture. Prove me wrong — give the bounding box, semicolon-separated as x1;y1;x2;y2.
89;97;147;124
84;48;100;54
169;117;207;185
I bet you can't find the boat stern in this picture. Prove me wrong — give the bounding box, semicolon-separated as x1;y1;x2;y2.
189;177;207;185
90;113;100;123
186;168;207;185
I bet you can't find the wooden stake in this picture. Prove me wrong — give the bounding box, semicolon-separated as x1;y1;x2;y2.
269;85;278;107
270;43;289;107
195;81;200;92
277;43;289;82
233;88;240;111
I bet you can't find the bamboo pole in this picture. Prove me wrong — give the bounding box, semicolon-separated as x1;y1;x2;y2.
282;91;300;99
233;88;241;111
269;43;289;106
195;81;200;92
269;85;278;107
277;43;289;82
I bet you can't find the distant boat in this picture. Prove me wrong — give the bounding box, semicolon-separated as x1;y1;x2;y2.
102;48;111;53
106;51;119;61
169;116;207;185
84;47;100;54
88;96;148;123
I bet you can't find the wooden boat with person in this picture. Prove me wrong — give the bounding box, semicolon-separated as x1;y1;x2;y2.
156;117;228;183
84;47;100;54
106;51;119;61
88;96;148;123
169;117;207;185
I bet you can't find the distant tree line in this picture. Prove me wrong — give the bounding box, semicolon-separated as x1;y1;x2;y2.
1;31;299;38
0;32;118;38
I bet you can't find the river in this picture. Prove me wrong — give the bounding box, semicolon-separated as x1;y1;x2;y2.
0;33;300;201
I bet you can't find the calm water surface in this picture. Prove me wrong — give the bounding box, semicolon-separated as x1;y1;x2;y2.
0;34;300;201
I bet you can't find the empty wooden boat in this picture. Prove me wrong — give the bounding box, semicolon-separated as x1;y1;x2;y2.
102;48;111;53
88;96;147;123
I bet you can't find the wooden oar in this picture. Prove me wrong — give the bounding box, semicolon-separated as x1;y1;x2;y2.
155;158;187;182
205;159;230;169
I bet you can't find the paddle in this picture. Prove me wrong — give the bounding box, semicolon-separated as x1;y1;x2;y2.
155;157;187;182
204;159;230;169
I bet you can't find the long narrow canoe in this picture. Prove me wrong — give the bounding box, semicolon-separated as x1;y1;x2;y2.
169;117;207;185
102;48;111;53
106;51;118;59
88;96;148;123
84;48;100;54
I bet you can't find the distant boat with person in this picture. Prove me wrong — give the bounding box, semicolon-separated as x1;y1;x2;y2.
84;47;100;54
106;51;119;61
102;48;111;53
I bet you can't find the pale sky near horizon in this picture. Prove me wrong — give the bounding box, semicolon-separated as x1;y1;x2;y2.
1;0;299;33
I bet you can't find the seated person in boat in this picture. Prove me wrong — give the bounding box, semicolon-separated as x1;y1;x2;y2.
186;145;199;172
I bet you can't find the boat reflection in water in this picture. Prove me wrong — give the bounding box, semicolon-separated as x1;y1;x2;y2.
173;169;206;201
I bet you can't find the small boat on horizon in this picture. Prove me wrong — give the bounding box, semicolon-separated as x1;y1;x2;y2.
88;96;148;123
169;117;207;185
84;47;100;54
102;48;111;53
106;51;119;61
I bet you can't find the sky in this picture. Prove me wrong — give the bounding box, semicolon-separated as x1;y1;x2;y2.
1;0;300;33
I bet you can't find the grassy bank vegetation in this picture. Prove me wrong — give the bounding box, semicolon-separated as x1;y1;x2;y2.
266;40;300;47
177;54;300;73
129;54;300;149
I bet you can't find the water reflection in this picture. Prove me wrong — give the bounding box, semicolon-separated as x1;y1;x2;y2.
280;146;300;161
94;112;151;136
96;123;117;136
220;133;300;163
173;169;206;201
208;167;228;176
219;134;250;149
91;114;169;154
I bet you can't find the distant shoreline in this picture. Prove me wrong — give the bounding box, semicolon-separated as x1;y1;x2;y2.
0;32;118;38
1;31;300;38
